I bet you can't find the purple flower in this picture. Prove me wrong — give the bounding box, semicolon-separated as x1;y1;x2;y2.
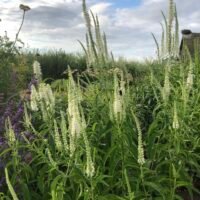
12;102;24;124
0;136;4;145
0;158;6;188
0;177;5;188
28;77;38;90
0;100;14;133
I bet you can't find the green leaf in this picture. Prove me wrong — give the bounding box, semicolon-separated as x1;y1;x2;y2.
5;167;19;200
144;182;165;199
21;183;31;200
98;195;127;200
51;175;63;200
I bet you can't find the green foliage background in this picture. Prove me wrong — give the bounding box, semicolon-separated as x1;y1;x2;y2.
0;0;200;200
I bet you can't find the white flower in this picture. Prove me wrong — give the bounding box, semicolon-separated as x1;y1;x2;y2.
67;68;83;155
186;62;194;91
54;120;62;151
113;98;122;116
86;157;95;177
6;118;16;145
186;72;193;90
60;111;69;153
111;69;126;122
33;61;42;81
132;113;145;166
38;83;55;112
172;102;179;129
70;116;81;137
162;66;170;102
30;85;39;111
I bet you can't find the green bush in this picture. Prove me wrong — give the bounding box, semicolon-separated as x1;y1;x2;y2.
27;50;87;81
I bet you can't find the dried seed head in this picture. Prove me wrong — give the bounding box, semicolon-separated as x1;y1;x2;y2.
19;4;31;12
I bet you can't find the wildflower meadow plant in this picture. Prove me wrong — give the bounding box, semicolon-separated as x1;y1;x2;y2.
110;68;126;123
1;0;200;199
172;101;179;129
67;69;82;155
33;60;42;82
152;0;180;60
162;64;171;102
132;112;145;166
30;61;55;121
80;0;112;69
186;61;194;91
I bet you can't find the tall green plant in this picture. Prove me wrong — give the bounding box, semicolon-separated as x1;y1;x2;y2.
152;0;180;60
0;4;31;98
80;0;112;69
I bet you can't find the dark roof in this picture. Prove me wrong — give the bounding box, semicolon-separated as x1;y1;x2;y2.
180;29;200;57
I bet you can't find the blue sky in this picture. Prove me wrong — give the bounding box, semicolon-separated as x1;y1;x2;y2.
0;0;200;60
109;0;141;8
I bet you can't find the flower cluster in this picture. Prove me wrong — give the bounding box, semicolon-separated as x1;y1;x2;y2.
186;62;194;91
33;61;42;83
132;112;145;166
67;69;95;177
30;83;55;121
162;65;170;102
67;68;83;155
172;101;179;130
110;68;126;123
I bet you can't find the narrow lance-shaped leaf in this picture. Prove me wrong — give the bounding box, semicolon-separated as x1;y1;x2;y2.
161;11;168;55
103;32;109;60
5;168;19;200
82;0;98;61
152;33;160;59
78;40;90;68
160;23;165;57
96;14;105;64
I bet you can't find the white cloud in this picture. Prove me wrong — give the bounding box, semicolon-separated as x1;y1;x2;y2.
0;0;199;60
90;2;112;14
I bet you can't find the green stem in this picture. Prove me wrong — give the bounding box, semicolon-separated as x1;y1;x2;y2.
140;165;148;198
117;123;125;190
11;11;26;53
90;178;95;200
